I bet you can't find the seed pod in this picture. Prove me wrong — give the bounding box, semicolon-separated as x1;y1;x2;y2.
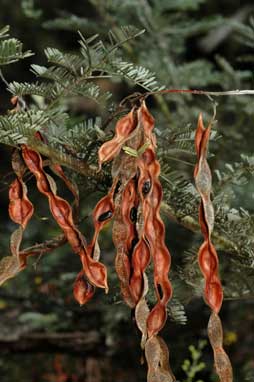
98;108;136;169
98;101;175;381
73;271;95;305
194;114;233;382
0;150;34;285
21;144;108;291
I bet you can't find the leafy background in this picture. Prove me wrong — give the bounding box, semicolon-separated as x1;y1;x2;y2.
0;0;253;381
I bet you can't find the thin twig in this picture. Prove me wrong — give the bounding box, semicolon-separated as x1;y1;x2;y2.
0;68;9;87
145;88;254;98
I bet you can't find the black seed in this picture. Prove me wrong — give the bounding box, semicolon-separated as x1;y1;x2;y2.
130;207;137;222
130;237;139;252
157;284;163;300
114;180;121;197
142;179;151;195
98;210;113;222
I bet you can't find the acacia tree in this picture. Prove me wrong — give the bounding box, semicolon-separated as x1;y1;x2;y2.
0;1;254;381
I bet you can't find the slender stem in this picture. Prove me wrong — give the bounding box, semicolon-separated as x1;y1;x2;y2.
145;88;254;98
0;69;9;86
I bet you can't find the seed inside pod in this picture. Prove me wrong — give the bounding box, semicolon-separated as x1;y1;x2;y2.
98;210;113;222
130;206;137;222
142;179;151;195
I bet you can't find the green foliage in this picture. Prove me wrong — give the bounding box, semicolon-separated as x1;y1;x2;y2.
21;0;42;20
181;340;207;382
0;26;33;66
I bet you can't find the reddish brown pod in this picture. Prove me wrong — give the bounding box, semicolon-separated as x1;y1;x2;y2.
194;114;233;382
98;101;175;381
98;108;136;169
21;144;108;292
73;271;95;306
0;150;34;285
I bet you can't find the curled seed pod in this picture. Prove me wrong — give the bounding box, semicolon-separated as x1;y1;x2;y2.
130;238;150;303
113;184;135;308
145;336;176;382
208;313;233;382
98;108;136;169
21;144;108;291
194;114;223;312
194;114;232;382
97;101;175;380
9;178;34;229
0;150;34;285
198;241;223;312
137;155;173;337
34;132;80;218
139;102;156;148
92;191;115;233
73;271;95;305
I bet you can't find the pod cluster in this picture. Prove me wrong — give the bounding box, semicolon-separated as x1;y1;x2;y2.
98;102;175;381
0;99;233;382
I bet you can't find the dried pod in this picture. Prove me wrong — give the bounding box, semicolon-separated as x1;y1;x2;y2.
21;144;108;291
208;313;233;382
98;101;175;381
98;108;136;169
73;271;95;305
194;114;233;382
145;336;176;382
0;150;34;285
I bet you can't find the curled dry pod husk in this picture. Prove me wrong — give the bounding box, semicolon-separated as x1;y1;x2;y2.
130;237;150;303
98;108;136;169
0;150;34;285
113;186;136;308
137;151;172;337
194;114;233;382
21;144;108;292
208;313;233;382
73;271;95;305
97;101;175;381
8;178;34;229
34;132;80;218
194;114;223;312
145;336;176;382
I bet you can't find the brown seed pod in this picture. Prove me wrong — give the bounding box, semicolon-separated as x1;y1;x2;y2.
0;150;34;285
98;108;136;169
194;114;233;382
98;101;175;381
21;144;108;291
73;271;95;306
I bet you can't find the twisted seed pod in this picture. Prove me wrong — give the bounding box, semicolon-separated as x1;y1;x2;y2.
0;150;34;285
73;271;95;306
113;182;137;308
194;114;222;312
34;132;80;219
98;102;175;381
98;108;136;169
110;110;145;308
145;336;176;382
21;144;108;291
136;108;173;338
194;114;232;382
208;312;233;382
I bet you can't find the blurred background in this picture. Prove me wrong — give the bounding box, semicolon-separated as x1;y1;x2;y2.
0;1;254;381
